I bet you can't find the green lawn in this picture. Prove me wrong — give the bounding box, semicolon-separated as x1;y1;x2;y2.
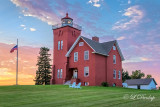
0;85;159;107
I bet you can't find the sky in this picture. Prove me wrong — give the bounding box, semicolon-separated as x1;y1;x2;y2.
0;0;160;86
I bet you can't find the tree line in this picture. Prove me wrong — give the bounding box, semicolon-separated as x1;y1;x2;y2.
122;69;152;82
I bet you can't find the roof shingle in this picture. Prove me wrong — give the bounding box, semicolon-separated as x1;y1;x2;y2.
81;36;116;56
66;36;124;61
124;78;157;85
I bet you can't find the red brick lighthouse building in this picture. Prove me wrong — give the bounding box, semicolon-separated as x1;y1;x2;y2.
50;13;124;86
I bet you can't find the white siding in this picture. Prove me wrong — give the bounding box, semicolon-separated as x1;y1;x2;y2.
148;80;157;89
140;85;149;90
141;80;156;90
122;83;128;87
128;85;137;89
125;80;157;90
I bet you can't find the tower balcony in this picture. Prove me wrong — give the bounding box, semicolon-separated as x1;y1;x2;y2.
52;23;82;31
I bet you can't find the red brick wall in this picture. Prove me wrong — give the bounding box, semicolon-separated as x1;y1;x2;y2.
106;44;122;86
51;26;81;84
95;54;106;86
68;38;96;86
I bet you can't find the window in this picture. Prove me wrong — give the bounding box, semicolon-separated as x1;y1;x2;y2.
84;51;89;60
79;42;84;46
113;70;116;79
57;69;60;78
74;52;78;62
85;82;89;86
58;41;60;50
113;55;116;64
113;46;116;50
61;40;63;50
118;71;121;79
84;67;89;77
60;69;63;78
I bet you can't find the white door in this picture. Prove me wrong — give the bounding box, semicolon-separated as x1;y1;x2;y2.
73;70;77;78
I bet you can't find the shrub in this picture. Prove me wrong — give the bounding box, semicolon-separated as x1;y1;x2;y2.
159;87;160;90
101;82;108;87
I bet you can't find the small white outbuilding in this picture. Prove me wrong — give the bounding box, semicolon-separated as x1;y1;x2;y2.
123;78;157;90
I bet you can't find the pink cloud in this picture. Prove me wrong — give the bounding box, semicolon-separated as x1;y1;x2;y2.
0;42;52;85
123;61;160;87
11;0;60;25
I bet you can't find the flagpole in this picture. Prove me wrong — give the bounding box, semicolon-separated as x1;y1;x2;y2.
16;39;18;85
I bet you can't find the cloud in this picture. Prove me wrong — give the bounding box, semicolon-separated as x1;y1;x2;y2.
117;36;126;40
88;0;102;7
112;5;144;30
20;24;27;30
11;0;60;25
128;0;131;4
140;57;153;61
0;43;40;85
30;28;36;31
124;57;154;63
20;24;25;27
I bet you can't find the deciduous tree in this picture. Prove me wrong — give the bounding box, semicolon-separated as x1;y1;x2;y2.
131;70;145;79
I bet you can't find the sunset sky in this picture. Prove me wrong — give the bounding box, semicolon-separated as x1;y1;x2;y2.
0;0;160;86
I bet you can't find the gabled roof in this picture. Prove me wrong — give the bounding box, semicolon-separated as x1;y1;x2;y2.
66;36;125;61
124;78;157;85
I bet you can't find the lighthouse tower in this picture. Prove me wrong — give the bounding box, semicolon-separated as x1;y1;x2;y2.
50;13;82;84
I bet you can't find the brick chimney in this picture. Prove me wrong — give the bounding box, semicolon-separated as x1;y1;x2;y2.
92;36;99;42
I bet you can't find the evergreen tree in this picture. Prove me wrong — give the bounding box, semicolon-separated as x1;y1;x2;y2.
34;47;52;85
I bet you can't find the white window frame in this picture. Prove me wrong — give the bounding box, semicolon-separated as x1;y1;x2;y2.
84;51;89;60
118;71;121;79
57;69;60;78
84;67;89;77
74;52;78;62
58;41;60;50
113;55;116;64
60;69;63;78
79;42;84;46
113;46;116;50
113;70;116;79
61;40;63;50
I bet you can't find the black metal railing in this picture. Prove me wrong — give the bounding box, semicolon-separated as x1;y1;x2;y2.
52;23;82;30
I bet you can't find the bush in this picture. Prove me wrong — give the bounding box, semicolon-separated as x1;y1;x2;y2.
159;87;160;90
101;82;108;87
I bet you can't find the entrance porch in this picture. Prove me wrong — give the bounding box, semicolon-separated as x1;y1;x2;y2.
67;68;80;84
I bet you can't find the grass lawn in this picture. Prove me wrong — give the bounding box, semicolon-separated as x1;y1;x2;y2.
0;85;159;107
